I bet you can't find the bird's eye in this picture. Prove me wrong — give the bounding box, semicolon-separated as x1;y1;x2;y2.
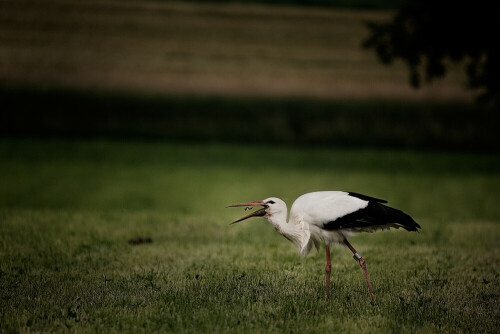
267;200;275;204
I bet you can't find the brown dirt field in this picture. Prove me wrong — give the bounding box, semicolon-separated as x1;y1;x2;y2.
0;0;473;101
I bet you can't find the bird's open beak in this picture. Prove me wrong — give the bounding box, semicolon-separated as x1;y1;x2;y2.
226;201;268;224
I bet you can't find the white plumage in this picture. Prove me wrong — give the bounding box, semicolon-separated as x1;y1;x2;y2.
228;191;420;300
290;191;368;253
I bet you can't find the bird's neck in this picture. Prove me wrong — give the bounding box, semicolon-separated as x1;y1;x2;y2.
267;212;290;234
267;212;313;257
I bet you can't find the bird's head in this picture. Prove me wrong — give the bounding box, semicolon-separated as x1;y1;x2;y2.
227;197;287;224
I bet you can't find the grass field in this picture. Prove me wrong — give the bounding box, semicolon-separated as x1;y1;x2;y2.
1;139;499;333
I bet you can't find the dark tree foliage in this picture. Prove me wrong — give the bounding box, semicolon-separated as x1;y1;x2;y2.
363;0;500;104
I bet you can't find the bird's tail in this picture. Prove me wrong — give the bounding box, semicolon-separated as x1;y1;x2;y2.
382;204;421;232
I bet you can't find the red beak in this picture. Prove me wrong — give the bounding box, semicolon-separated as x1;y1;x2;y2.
227;201;268;224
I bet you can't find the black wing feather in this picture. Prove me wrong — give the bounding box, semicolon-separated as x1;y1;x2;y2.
324;201;421;232
347;192;387;203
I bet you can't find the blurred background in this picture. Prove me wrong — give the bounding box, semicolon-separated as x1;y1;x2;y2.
1;0;499;332
1;0;498;149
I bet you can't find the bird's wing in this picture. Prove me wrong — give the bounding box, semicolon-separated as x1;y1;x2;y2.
346;192;387;203
323;201;420;231
290;191;420;232
290;191;369;228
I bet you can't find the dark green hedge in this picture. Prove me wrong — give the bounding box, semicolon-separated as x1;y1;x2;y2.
1;86;498;152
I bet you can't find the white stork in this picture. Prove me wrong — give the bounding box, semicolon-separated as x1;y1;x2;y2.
228;191;421;300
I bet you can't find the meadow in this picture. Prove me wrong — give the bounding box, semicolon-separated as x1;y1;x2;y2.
1;140;499;333
1;0;499;332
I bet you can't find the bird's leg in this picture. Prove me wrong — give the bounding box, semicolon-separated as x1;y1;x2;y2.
343;239;375;300
325;245;332;301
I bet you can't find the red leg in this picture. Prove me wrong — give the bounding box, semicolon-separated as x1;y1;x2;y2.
325;245;332;301
343;239;375;300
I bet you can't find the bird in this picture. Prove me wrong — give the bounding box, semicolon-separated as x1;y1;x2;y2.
227;191;421;300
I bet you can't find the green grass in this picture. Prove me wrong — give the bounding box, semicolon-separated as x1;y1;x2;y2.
1;139;499;333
